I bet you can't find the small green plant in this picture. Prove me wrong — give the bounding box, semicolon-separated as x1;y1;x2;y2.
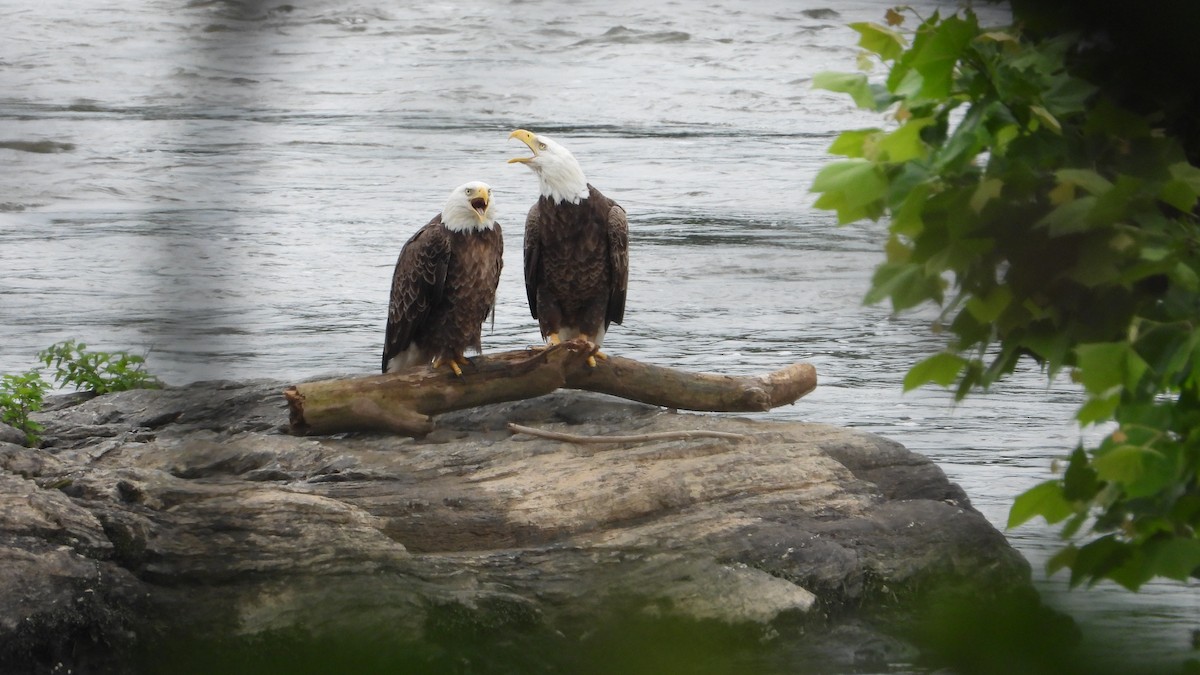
1;341;161;446
38;339;161;394
0;370;49;445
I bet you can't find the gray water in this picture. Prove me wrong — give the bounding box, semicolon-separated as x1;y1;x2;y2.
3;0;1198;670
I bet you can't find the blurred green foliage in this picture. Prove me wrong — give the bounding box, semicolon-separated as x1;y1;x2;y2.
120;591;1188;675
812;5;1200;591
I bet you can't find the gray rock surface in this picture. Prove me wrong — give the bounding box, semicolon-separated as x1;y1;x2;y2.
0;379;1033;673
0;421;26;446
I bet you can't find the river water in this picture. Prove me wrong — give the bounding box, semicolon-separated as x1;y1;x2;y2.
2;0;1198;671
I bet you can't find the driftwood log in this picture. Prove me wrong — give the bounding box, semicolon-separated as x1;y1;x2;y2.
284;340;817;436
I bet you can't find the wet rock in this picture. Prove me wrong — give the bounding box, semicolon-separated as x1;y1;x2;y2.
0;423;26;447
0;380;1034;672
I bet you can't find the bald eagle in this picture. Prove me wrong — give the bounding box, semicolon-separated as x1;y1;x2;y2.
508;129;628;367
382;181;503;376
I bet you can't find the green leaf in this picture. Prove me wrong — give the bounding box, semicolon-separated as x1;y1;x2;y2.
812;194;882;224
849;22;906;61
890;181;930;237
1069;535;1131;588
891;67;924;99
1092;444;1166;495
1008;480;1075;529
1060;512;1089;539
1173;261;1200;292
965;286;1012;323
977;30;1018;46
813;71;878;111
925;237;994;274
1186;338;1200;387
969;178;1003;213
992;124;1020;155
866;262;942;310
1159;179;1198;212
1030;105;1061;134
1075;342;1148;396
884;234;911;263
1136;323;1200;385
1062;446;1100;501
905;15;976;100
1108;549;1155;591
1065;235;1125;287
1076;394;1120;426
934;102;990;170
811;159;888;224
1090;174;1142;225
903;352;967;391
810;159;881;195
1169;161;1200;192
1148;537;1200;581
1123;349;1150;392
1047;545;1078;576
878;118;933;162
1035;195;1098;236
828;128;883;158
1041;75;1098;117
1021;330;1072;377
1055;169;1113;196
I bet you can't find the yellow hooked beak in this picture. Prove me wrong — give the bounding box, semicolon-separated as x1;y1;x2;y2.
469;185;490;221
508;129;538;164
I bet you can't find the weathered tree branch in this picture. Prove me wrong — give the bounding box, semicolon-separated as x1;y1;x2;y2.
507;423;751;444
284;340;817;437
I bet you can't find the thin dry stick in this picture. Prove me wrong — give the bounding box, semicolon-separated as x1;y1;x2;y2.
506;422;749;444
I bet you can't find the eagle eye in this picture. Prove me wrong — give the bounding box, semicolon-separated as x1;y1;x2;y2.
538;142;547;150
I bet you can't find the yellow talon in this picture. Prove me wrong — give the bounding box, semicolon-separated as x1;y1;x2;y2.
580;336;608;368
431;355;468;378
528;333;561;353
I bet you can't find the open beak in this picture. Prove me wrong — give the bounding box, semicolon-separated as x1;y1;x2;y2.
507;129;538;164
469;186;490;221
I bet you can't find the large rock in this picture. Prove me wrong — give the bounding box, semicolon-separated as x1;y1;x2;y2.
0;379;1034;673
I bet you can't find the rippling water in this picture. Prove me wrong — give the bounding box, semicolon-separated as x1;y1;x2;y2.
3;0;1198;670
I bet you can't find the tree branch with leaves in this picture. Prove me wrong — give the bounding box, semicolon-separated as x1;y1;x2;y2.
812;6;1200;591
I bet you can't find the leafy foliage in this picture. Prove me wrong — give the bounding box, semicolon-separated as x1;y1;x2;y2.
812;8;1200;590
0;370;49;445
0;341;161;445
38;340;161;394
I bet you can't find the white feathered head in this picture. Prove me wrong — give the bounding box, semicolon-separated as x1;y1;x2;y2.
508;129;589;204
441;181;496;232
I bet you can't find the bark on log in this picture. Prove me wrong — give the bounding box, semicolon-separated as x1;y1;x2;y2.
284;340;817;437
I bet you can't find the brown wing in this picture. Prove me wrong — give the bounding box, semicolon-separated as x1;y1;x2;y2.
606;203;629;326
523;203;542;320
487;223;504;327
382;217;450;373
